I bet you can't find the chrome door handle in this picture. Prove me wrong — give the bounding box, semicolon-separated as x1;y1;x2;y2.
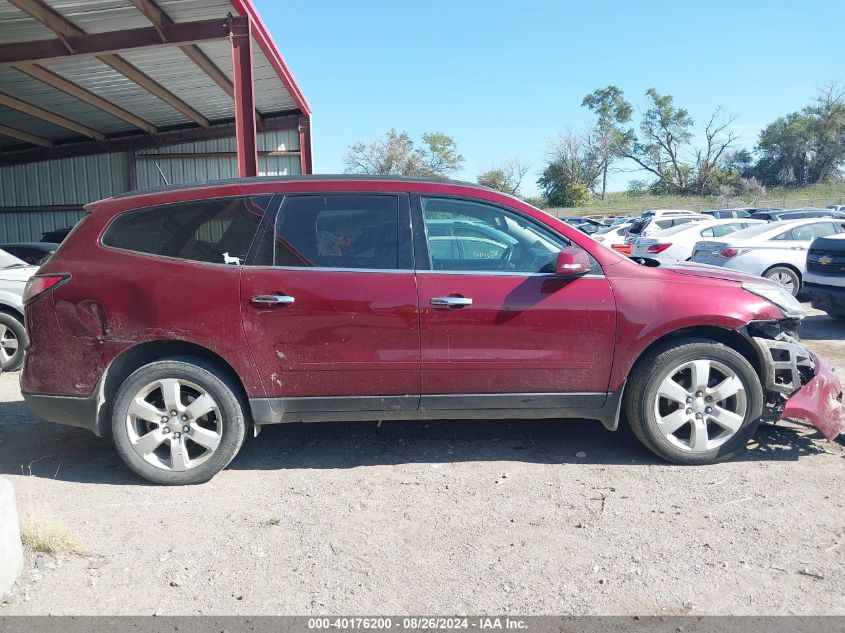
430;296;473;309
251;294;295;306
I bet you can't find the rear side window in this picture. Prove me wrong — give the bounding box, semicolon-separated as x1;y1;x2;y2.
791;223;838;241
271;194;399;270
103;196;271;265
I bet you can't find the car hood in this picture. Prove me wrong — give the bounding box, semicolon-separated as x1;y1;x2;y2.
657;260;773;285
0;265;38;282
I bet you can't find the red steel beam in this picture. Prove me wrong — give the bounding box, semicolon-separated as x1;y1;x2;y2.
298;115;313;175
0;17;237;64
0;112;300;167
230;16;258;178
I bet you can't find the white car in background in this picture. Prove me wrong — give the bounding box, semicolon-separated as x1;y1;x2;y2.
624;213;711;243
630;218;766;262
593;218;636;249
689;218;845;296
0;248;38;371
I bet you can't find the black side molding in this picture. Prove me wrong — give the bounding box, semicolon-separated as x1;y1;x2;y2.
22;392;105;436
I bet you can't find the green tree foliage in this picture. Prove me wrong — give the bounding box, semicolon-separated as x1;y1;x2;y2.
477;158;530;196
537;131;602;207
344;129;464;177
753;86;845;187
581;86;633;199
620;88;737;195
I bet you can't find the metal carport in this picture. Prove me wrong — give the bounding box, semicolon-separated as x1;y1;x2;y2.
0;0;312;240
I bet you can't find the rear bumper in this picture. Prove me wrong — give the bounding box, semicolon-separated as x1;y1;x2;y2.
22;391;105;436
780;354;845;440
805;282;845;316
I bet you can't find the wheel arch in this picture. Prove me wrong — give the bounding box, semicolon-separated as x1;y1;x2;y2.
95;340;250;437
0;302;23;320
625;325;764;391
762;262;802;282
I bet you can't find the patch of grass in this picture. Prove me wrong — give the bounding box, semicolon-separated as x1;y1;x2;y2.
259;517;281;527
18;462;84;556
20;512;82;556
545;182;845;217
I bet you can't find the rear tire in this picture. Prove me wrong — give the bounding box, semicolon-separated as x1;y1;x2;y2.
763;266;801;296
111;357;247;485
0;312;26;372
624;337;763;465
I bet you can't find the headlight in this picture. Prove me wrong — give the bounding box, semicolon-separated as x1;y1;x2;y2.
742;282;805;319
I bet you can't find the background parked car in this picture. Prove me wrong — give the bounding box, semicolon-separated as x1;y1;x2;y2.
0;242;58;266
563;217;604;235
40;226;74;243
625;213;710;243
592;219;636;255
630;218;765;262
690;218;845;295
804;233;845;319
0;248;36;371
702;209;752;219
749;208;845;222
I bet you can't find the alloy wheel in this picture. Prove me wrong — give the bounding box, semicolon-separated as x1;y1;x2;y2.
767;271;796;295
653;359;748;452
125;378;222;472
0;323;18;364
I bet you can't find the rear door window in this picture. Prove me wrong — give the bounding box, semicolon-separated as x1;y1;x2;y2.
102;196;271;265
269;194;400;270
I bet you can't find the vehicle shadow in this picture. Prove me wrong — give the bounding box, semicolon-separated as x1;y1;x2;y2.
0;401;830;485
798;313;844;341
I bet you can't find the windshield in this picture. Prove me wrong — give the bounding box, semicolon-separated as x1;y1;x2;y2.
0;248;29;269
627;219;647;234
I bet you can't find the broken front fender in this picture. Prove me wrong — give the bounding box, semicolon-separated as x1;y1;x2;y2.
781;354;845;440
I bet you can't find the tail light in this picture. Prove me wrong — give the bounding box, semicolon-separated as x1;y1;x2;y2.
720;248;750;258
23;274;69;305
647;243;672;254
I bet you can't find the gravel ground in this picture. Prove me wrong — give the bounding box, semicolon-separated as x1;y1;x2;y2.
0;305;843;615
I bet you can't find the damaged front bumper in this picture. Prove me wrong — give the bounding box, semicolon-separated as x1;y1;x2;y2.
751;332;845;440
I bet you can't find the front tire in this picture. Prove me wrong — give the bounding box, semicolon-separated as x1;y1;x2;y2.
0;312;26;372
111;357;247;485
624;338;763;465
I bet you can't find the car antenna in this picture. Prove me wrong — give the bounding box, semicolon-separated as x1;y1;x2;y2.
155;162;170;186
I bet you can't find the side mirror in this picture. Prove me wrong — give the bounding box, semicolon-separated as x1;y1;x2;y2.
555;247;593;276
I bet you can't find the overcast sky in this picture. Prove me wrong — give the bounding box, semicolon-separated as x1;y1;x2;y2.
257;0;845;195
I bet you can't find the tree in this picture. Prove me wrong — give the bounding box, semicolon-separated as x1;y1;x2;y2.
477;158;531;196
620;88;737;195
581;86;633;199
343;129;464;177
754;85;845;186
537;131;602;207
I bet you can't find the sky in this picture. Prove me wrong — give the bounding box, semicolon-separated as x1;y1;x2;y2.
255;0;845;195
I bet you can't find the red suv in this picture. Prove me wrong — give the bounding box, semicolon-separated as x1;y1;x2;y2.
20;177;844;484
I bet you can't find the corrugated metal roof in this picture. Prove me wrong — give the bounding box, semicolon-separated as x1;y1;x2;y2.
0;0;307;151
0;65;131;134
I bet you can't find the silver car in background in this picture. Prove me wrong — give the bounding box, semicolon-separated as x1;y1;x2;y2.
689;218;845;296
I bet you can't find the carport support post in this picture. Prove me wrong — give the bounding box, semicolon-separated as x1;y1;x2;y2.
298;115;312;174
230;16;258;177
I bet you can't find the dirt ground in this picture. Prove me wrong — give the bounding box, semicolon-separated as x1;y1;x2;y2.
0;305;843;615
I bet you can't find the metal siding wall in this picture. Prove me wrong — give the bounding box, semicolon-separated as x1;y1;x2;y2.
0;130;300;241
0;208;87;243
0;153;129;207
134;129;301;189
